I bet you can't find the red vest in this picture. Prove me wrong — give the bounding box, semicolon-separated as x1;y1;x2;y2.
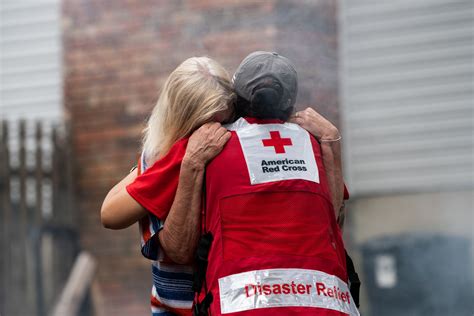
203;118;359;315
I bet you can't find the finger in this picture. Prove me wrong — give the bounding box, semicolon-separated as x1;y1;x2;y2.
214;128;229;143
288;117;304;125
216;128;230;140
217;131;231;147
308;108;324;119
214;125;228;136
190;126;204;139
207;122;222;133
216;125;228;135
205;131;230;159
289;111;300;119
194;123;211;135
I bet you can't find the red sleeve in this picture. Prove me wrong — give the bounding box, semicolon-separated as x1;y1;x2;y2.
126;138;189;219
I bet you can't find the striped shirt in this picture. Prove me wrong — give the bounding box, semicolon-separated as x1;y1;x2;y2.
138;151;194;316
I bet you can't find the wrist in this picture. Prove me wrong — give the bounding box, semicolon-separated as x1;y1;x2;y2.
182;155;205;172
320;135;342;143
320;126;340;140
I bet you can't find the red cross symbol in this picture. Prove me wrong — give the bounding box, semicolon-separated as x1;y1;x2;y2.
262;131;293;154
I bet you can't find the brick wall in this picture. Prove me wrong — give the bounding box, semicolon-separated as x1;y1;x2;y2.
63;0;338;314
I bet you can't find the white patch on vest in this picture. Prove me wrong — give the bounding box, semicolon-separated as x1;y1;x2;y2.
218;268;360;315
232;120;319;184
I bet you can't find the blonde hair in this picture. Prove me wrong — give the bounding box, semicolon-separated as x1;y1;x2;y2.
143;57;234;162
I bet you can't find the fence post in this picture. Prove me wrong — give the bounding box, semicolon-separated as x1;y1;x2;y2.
0;120;12;316
64;122;76;227
5;120;29;315
33;121;45;316
19;120;37;314
51;252;97;316
35;121;43;227
51;125;62;298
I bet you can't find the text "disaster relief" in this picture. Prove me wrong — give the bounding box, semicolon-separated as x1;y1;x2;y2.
244;281;351;304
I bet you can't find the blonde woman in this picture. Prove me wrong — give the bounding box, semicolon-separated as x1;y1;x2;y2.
101;56;235;316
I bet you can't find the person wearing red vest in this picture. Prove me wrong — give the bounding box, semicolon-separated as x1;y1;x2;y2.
193;52;359;315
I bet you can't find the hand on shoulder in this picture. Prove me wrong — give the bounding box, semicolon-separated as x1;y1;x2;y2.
289;107;340;141
183;122;231;170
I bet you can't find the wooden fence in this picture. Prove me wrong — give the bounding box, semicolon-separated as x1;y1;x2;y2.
0;120;92;316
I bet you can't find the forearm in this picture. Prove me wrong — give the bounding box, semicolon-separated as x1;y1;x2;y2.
158;122;231;264
289;108;345;219
158;158;204;264
104;169;137;200
319;138;344;219
101;169;147;229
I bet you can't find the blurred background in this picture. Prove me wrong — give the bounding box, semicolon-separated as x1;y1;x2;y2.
0;0;472;315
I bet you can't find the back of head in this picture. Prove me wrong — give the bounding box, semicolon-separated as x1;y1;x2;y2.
143;57;234;161
233;51;298;121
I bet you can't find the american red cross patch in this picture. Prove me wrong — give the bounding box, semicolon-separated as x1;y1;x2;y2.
228;118;319;185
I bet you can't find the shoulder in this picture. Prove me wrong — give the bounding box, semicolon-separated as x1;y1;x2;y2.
224;117;250;131
141;138;190;172
225;117;307;134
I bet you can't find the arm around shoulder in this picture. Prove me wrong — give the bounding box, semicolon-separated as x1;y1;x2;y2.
289;107;344;217
158;122;231;264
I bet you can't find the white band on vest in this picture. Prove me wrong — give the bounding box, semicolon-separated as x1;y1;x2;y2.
218;268;360;315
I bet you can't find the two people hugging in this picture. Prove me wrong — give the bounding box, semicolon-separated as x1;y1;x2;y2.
101;51;359;316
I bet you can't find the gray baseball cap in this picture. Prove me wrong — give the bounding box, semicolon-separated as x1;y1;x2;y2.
233;51;298;111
